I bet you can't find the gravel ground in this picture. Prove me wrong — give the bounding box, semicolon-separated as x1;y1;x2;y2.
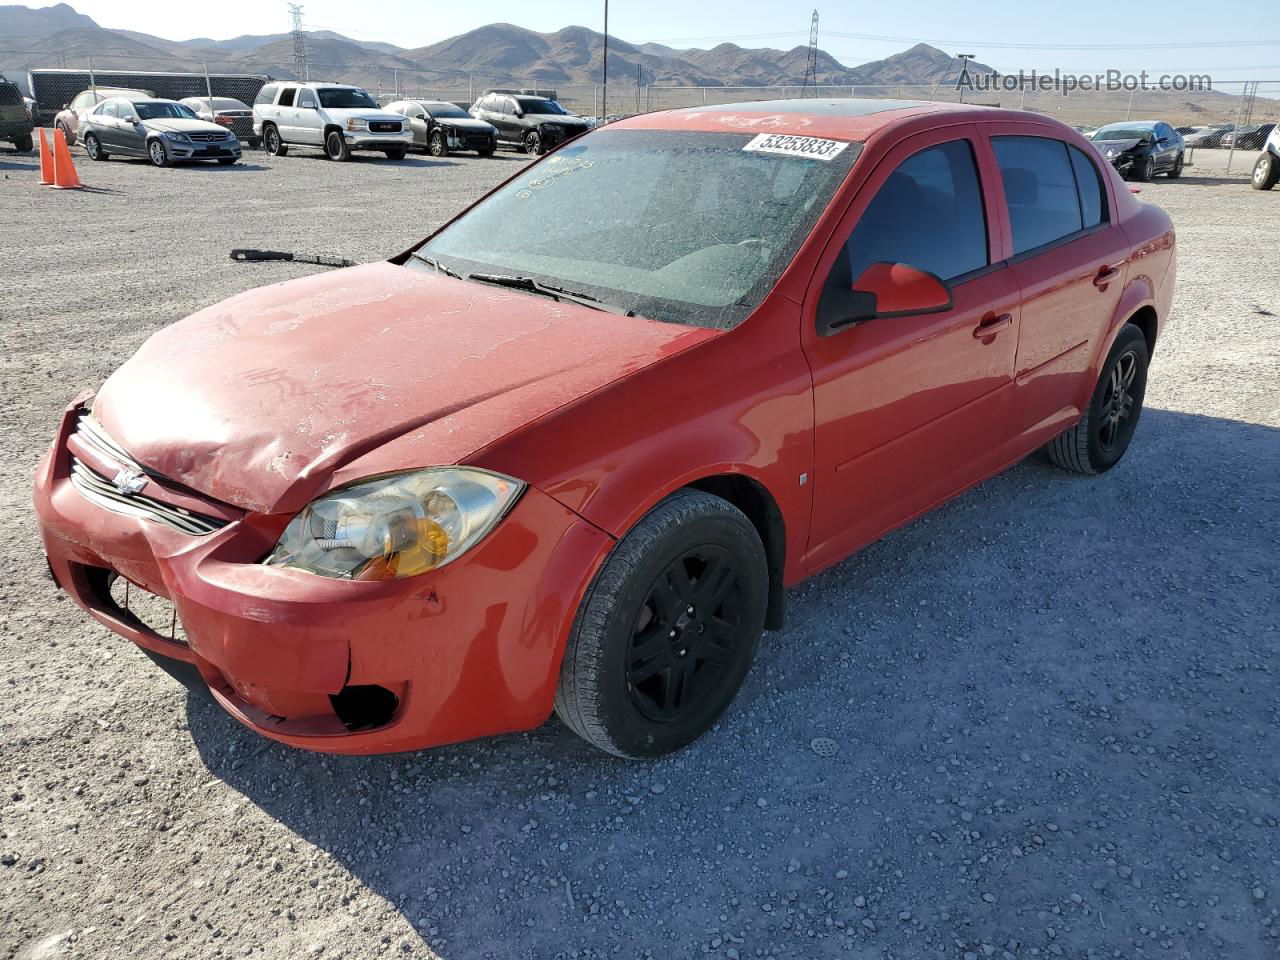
1;136;1278;960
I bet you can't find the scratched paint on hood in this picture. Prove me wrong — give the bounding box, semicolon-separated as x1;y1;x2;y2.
94;262;717;513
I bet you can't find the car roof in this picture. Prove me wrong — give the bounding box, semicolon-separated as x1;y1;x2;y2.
611;98;1005;141
1099;120;1158;128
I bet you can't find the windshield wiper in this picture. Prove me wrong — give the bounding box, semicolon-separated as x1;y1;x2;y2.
409;252;462;279
467;273;635;316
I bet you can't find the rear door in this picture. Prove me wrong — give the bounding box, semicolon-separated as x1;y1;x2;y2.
801;125;1022;570
983;125;1130;444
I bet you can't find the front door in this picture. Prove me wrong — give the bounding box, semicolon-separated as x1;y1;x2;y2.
802;127;1021;572
295;88;322;144
115;102;146;155
983;127;1131;443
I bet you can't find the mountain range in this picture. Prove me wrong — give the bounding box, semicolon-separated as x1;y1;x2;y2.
0;3;996;94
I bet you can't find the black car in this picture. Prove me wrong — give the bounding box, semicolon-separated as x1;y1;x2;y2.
1090;121;1184;181
469;93;590;155
81;97;241;167
0;74;34;152
385;99;497;157
1222;123;1276;151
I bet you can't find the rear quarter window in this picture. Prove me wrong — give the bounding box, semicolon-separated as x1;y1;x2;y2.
254;84;278;107
1068;145;1107;229
992;136;1085;255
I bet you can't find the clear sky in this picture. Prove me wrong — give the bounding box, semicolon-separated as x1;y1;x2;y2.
67;0;1280;82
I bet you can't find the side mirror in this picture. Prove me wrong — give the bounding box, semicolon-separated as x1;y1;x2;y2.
513;109;523;118
817;262;953;336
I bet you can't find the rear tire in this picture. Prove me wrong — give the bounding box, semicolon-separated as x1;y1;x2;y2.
263;124;287;156
384;146;407;161
1045;324;1149;475
57;122;74;147
324;130;350;162
1167;152;1183;178
13;133;32;153
477;145;495;158
554;490;768;758
1253;151;1279;191
84;133;107;161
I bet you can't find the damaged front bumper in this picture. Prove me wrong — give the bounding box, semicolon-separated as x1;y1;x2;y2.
33;399;613;754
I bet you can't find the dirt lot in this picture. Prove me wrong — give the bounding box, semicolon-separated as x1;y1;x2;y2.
1;138;1278;960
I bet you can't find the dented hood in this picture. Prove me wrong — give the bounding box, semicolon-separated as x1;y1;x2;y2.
94;262;715;514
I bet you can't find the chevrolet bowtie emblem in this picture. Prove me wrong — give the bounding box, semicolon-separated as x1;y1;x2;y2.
112;468;148;495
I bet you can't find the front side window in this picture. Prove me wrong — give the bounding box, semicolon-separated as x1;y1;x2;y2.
843;139;989;284
298;90;317;109
416;129;861;329
317;87;377;109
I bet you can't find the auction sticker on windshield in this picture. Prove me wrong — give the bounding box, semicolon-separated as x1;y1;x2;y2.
742;133;850;161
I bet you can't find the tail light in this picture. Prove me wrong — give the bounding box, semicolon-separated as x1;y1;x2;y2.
215;114;234;126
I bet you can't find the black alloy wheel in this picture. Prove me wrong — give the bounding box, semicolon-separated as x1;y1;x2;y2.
625;544;747;723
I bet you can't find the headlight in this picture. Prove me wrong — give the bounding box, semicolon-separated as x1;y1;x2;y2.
164;132;190;142
346;118;368;131
264;468;524;581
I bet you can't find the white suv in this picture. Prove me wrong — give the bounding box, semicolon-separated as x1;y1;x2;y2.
253;82;412;161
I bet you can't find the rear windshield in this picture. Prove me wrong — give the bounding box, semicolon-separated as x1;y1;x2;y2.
415;129;861;329
317;88;377;109
0;84;21;106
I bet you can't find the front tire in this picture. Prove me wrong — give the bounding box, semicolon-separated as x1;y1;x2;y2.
1045;324;1149;475
1131;156;1155;182
554;490;768;758
1252;151;1279;191
324;130;351;162
428;129;448;157
147;139;169;167
84;133;107;161
523;130;542;156
263;124;287;156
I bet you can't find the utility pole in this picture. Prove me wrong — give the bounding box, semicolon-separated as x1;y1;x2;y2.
802;10;819;96
287;4;307;82
955;53;975;102
601;0;609;119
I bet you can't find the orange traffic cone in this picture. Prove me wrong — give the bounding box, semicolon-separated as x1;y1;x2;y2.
38;127;54;185
51;128;82;190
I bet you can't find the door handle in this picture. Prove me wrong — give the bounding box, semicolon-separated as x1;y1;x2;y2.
1093;266;1121;288
972;313;1013;339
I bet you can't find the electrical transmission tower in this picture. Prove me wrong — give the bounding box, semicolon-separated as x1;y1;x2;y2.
801;10;819;95
288;4;308;81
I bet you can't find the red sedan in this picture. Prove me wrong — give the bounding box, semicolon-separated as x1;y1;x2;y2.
34;99;1176;758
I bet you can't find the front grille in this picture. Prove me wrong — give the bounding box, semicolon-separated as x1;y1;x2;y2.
69;458;227;535
69;415;228;536
368;121;401;134
188;131;231;142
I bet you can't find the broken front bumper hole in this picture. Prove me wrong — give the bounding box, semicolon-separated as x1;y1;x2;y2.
330;684;400;731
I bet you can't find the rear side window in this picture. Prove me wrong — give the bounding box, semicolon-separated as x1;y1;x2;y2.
277;87;296;107
992;136;1086;255
254;84;278;106
1068;145;1107;229
844;139;989;283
